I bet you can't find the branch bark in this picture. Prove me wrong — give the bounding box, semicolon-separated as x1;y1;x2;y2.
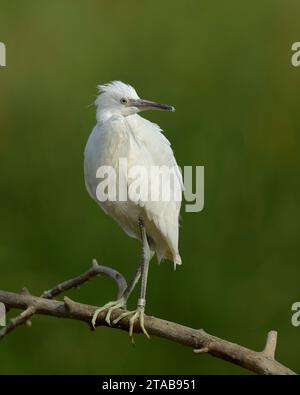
0;264;296;375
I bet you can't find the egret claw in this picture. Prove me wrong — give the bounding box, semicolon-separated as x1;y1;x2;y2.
91;298;125;328
113;307;150;340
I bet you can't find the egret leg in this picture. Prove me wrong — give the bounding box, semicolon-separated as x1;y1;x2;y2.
91;254;142;328
122;260;142;301
113;218;151;340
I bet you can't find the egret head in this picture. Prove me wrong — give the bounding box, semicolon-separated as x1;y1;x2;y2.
95;81;175;122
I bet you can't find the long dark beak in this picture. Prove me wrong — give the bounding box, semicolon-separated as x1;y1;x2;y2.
130;98;175;112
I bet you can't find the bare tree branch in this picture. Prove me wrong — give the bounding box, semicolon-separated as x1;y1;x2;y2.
41;259;127;300
0;266;296;375
0;260;126;338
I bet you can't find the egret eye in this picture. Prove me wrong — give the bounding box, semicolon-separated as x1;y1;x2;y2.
120;98;128;104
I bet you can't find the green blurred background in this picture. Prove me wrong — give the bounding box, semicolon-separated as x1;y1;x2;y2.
0;0;299;374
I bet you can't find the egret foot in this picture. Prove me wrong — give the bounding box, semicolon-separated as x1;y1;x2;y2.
91;297;126;328
113;306;150;340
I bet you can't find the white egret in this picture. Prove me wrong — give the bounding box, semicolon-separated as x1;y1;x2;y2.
84;81;182;338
